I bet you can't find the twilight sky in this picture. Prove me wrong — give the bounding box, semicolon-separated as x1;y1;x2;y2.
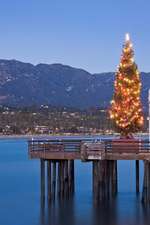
0;0;150;73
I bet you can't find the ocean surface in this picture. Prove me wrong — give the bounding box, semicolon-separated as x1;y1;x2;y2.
0;138;150;225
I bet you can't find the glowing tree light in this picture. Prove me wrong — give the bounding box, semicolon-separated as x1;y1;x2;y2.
109;33;144;137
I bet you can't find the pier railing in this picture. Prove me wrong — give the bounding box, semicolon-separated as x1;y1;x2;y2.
28;139;150;159
104;139;150;153
28;139;93;153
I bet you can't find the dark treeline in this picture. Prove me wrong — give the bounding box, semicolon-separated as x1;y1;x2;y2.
0;105;148;135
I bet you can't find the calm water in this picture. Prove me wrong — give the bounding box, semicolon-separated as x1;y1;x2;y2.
0;139;150;225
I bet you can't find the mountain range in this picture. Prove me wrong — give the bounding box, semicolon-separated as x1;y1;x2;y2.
0;59;149;110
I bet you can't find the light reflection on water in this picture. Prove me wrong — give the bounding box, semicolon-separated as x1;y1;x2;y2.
0;139;150;225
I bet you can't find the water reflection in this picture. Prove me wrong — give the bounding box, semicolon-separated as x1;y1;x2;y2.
1;140;150;225
40;198;75;225
39;194;150;225
40;197;46;225
38;159;150;225
92;199;117;225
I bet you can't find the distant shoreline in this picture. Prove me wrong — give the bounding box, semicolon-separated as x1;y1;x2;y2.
0;133;148;140
0;134;111;140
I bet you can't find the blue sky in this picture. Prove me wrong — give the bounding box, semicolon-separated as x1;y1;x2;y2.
0;0;150;73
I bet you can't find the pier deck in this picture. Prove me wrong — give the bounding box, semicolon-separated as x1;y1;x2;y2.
28;138;150;205
28;138;150;160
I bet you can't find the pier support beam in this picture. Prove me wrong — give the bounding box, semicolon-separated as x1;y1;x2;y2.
111;160;118;196
52;161;56;200
69;160;75;194
41;159;75;202
93;160;97;200
64;160;69;197
57;161;61;197
47;160;52;201
136;160;139;194
60;160;64;199
142;160;150;204
58;160;74;197
40;159;45;203
93;160;118;203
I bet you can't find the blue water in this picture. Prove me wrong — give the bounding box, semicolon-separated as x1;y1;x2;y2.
0;139;150;225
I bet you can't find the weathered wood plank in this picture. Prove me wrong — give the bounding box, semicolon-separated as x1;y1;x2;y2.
30;151;81;160
30;151;150;160
105;153;150;160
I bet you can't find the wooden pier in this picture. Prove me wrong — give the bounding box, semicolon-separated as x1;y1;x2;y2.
28;138;150;205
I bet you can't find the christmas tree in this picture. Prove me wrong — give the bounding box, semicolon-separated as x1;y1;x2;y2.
109;33;144;137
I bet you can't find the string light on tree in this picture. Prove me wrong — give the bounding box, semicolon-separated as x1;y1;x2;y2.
109;33;144;137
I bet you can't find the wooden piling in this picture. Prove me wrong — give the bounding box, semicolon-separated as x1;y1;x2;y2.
52;161;56;200
115;160;118;193
93;160;109;202
71;160;74;193
136;160;139;194
40;159;45;203
92;159;118;203
102;160;108;200
142;161;146;204
92;161;96;199
68;160;74;194
47;160;51;201
57;160;74;199
105;160;110;199
109;160;113;197
60;160;64;199
142;160;150;204
64;160;69;198
93;161;99;202
100;160;105;201
68;160;71;194
111;160;118;196
147;162;150;202
57;161;61;197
